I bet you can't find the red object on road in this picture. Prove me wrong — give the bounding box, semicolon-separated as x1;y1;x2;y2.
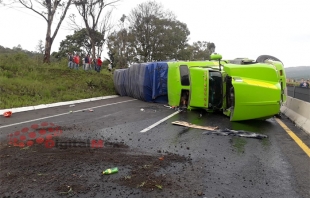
3;111;12;117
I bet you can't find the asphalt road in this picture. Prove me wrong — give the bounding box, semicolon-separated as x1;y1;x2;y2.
0;96;309;198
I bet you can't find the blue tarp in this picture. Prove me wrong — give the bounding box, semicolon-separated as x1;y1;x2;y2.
113;62;168;103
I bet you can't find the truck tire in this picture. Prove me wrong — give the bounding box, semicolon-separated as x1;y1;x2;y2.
256;55;282;64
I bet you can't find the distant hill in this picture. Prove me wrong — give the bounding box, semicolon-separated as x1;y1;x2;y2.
284;66;310;80
0;45;39;57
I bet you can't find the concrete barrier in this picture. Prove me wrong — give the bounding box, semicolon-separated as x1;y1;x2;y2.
281;96;310;135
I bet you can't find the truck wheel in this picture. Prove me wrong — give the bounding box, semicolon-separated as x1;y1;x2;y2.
256;55;282;64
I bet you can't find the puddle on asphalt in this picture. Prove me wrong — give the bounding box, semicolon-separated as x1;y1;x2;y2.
231;119;273;134
231;120;271;147
230;137;247;154
177;127;191;137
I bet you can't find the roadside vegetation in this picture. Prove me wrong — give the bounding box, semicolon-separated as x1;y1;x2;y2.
0;50;306;109
0;53;116;109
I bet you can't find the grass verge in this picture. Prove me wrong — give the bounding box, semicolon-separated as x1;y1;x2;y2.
0;53;116;109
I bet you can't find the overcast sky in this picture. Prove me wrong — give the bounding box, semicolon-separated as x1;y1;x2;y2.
0;0;309;67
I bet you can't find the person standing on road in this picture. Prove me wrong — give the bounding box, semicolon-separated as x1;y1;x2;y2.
96;56;103;73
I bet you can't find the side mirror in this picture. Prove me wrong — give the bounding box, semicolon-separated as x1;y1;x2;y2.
210;53;223;71
210;53;222;61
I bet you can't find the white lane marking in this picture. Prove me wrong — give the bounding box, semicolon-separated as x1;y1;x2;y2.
0;99;137;129
140;111;181;133
0;95;119;114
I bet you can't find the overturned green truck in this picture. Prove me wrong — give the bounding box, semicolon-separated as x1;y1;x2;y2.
113;54;287;121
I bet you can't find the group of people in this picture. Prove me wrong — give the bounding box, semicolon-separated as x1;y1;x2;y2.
67;53;112;73
299;78;310;88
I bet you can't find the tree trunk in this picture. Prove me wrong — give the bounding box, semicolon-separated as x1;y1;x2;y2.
44;19;53;63
91;38;96;62
43;38;53;63
10;0;72;64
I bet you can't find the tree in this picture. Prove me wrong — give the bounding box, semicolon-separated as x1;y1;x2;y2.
70;0;120;60
191;41;216;61
12;44;23;52
128;0;190;62
149;18;190;61
106;14;136;68
53;28;104;59
36;40;45;54
207;42;216;54
5;0;73;63
175;43;195;61
106;1;216;66
107;29;135;68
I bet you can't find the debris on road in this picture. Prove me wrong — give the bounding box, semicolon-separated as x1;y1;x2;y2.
172;121;268;139
164;105;187;112
202;129;268;139
102;167;118;175
3;111;12;118
164;105;177;109
89;109;94;112
172;121;219;131
69;111;73;113
69;104;75;107
140;108;145;111
59;186;74;196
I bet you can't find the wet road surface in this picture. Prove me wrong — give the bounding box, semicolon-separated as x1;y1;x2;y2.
0;96;309;198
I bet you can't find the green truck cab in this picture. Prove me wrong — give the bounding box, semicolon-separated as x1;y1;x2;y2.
167;54;287;121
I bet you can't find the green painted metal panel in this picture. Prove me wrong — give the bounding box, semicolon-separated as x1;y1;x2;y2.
189;67;209;108
230;77;281;121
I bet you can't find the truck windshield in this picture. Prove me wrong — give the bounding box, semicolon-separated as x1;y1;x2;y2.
209;71;222;109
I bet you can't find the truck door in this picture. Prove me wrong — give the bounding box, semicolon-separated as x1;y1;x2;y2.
189;67;209;108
